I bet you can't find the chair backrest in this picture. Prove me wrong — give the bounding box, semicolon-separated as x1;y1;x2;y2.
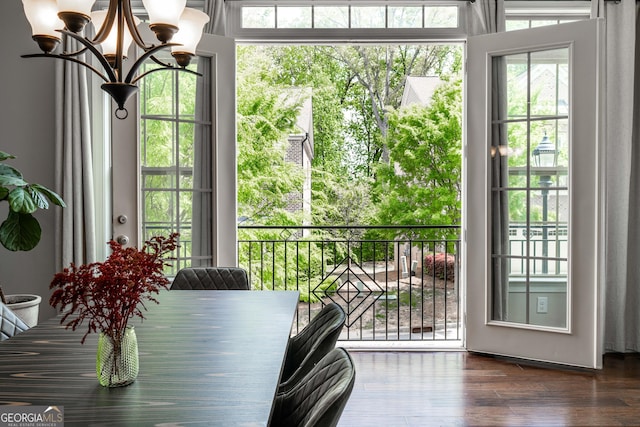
279;302;346;391
270;347;355;427
170;267;250;290
0;302;30;341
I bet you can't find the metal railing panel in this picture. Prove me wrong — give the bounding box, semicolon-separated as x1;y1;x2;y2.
238;225;461;342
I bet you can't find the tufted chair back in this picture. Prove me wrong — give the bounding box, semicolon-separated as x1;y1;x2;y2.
271;347;355;427
279;302;345;392
170;267;250;290
0;302;30;341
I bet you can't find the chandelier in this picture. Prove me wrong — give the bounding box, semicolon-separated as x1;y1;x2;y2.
20;0;210;119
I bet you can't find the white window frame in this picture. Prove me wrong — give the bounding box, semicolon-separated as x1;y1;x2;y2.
227;0;469;41
505;1;591;27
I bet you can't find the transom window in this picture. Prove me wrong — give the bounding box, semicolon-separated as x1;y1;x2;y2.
228;1;466;39
239;3;458;29
505;1;591;31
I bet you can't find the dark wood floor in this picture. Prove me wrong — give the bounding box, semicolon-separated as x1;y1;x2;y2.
339;351;640;426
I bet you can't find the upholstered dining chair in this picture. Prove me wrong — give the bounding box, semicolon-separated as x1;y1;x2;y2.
0;301;30;341
279;302;346;392
170;267;250;290
270;347;355;427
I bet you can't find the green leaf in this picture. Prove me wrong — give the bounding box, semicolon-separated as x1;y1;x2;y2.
8;187;37;214
0;151;15;162
0;164;26;186
31;184;66;208
0;211;41;251
0;187;8;201
28;186;49;210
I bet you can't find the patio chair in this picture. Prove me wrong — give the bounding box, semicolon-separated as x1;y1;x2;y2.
170;267;250;290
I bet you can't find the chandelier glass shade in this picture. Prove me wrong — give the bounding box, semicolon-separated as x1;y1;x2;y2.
20;0;210;119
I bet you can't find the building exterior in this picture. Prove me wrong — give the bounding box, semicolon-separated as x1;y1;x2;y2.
283;88;314;224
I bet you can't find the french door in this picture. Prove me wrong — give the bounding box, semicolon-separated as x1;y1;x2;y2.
465;19;603;368
112;34;237;269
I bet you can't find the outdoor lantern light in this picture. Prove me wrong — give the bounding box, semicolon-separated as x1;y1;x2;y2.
20;0;209;119
532;132;557;169
532;132;557;274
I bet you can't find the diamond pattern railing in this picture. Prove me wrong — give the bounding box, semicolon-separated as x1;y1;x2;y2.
238;225;461;343
314;256;386;327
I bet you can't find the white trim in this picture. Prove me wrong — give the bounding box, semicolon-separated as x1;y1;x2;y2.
341;340;464;351
505;1;592;14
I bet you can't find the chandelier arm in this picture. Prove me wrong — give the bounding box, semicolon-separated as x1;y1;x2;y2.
151;59;201;79
92;0;119;44
149;54;180;68
123;43;180;84
21;53;110;83
129;66;201;86
114;0;126;86
60;30;118;83
122;0;152;50
59;46;90;58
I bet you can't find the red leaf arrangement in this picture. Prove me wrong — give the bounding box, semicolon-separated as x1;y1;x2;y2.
49;233;179;344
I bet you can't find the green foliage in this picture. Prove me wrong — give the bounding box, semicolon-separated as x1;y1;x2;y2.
138;62;199;264
334;44;463;177
235;45;463;296
238;232;327;293
300;275;340;303
371;78;462;242
236;46;306;225
311;171;374;227
0;151;65;251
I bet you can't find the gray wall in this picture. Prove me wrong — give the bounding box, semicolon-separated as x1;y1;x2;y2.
0;1;59;321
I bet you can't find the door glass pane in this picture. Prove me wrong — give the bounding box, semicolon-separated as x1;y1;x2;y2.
140;56;213;272
490;47;569;328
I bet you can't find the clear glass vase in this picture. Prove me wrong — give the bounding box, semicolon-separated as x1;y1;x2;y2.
96;326;139;387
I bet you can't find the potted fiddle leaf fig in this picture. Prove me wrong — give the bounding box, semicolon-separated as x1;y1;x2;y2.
0;150;66;326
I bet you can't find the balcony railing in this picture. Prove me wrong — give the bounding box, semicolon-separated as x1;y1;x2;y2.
238;225;461;343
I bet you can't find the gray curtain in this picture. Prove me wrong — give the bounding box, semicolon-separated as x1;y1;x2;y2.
490;60;509;321
467;0;508;320
191;58;213;267
204;0;227;35
468;0;505;35
592;0;640;352
55;36;96;268
191;0;226;266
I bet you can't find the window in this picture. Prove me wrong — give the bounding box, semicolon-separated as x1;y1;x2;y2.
239;3;458;29
493;47;570;328
228;1;465;40
139;55;213;272
505;1;591;31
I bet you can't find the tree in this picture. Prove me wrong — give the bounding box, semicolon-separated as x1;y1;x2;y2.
329;45;462;171
371;78;462;240
236;46;305;225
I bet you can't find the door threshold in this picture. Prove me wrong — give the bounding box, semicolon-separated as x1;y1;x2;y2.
339;340;464;352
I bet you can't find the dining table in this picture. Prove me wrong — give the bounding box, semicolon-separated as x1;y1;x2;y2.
0;289;300;426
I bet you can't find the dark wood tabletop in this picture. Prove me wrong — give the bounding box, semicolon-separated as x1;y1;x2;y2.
0;290;300;426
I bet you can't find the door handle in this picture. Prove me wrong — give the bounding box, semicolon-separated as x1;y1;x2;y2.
116;235;130;246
